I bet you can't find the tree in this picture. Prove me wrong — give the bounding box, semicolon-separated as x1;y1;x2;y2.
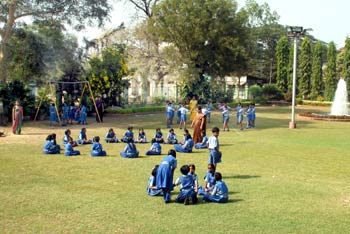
243;0;285;81
342;37;350;96
151;0;249;90
276;36;289;93
298;37;312;99
287;44;294;92
0;0;110;81
324;41;337;101
310;41;323;100
86;45;130;106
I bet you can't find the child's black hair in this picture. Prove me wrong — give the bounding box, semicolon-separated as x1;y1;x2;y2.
201;130;206;136
212;127;220;133
65;129;71;135
214;172;222;181
184;129;189;134
93;136;100;142
208;163;216;176
128;126;133;131
188;164;195;170
168;149;176;157
109;128;114;132
156;128;161;132
180;165;190;175
169;128;174;132
46;134;53;141
151;165;159;177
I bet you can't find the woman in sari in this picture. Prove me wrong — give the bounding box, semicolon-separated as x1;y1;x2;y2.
12;100;23;135
189;96;198;122
191;106;206;144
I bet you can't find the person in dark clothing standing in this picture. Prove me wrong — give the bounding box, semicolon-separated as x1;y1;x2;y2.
96;96;104;123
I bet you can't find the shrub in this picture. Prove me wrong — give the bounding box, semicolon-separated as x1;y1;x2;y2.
152;96;166;105
262;84;284;100
248;85;263;101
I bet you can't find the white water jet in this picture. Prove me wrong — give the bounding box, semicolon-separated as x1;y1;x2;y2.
330;78;349;116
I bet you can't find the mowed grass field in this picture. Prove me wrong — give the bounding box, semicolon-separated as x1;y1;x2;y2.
1;106;350;234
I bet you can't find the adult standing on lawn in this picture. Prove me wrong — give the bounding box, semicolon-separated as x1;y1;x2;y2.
96;96;104;123
191;106;206;144
0;97;4;126
156;149;177;203
12;100;23;134
189;95;198;122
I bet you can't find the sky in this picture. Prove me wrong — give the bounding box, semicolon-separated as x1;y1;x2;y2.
78;0;350;48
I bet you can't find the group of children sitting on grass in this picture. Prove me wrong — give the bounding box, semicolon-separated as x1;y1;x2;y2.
147;152;228;204
42;126;209;158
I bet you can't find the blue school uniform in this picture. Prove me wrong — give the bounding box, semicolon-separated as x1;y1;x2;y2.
122;130;134;142
145;142;162;155
206;103;212;123
208;135;221;164
246;107;252;127
69;106;76;122
62;104;69;122
176;106;181;124
195;135;208;149
91;142;107;156
105;131;118;143
120;143;139;158
43;140;60;154
167;132;178;144
174;174;197;203
147;175;163;196
202;180;229;203
174;139;194;153
137;132;147;143
198;171;216;195
63;134;69;145
222;108;230;124
79;105;87;124
77;131;92;145
49;106;58;123
153;132;164;143
156;155;177;191
64;143;80;156
251;106;256;127
237;107;244;124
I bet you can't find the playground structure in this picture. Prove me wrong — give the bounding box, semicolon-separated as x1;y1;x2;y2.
34;81;101;124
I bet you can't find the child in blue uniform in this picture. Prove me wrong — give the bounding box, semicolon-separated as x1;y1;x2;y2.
207;127;221;168
64;137;80;156
245;105;252;128
152;128;164;144
135;128;147;143
198;163;216;195
251;103;256;127
189;164;199;193
156;149;177;203
221;104;230;131
166;128;178;144
121;126;134;143
206;100;212;123
178;104;189;129
147;165;163;196
62;102;69;126
91;136;107;156
236;104;244;130
145;142;162;156
174;131;194;153
120;137;139;158
105;128;119;143
43;134;60;154
79;104;87;125
174;165;197;205
63;129;77;146
202;172;229;203
195;130;208;149
77;128;92;145
49;103;58;126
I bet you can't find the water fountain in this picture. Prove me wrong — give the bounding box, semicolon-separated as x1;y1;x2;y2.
300;78;350;121
330;78;349;116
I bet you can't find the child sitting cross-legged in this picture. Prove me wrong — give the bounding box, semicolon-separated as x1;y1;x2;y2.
147;165;163;196
91;136;107;157
166;128;178;144
105;128;119;143
43;134;60;154
120;137;139;158
194;130;208;149
145;141;162;156
202;172;229;203
77;127;93;145
173;165;197;205
64;136;80;156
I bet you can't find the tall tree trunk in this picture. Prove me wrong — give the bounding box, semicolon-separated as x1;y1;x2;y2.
0;2;17;82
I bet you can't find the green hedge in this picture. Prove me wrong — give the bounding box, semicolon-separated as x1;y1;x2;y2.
107;106;165;114
300;101;332;106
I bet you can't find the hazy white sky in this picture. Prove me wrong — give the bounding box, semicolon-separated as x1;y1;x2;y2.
79;0;350;48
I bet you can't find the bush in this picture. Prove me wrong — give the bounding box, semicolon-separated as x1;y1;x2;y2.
248;85;263;101
107;106;165;114
262;84;283;100
152;96;166;105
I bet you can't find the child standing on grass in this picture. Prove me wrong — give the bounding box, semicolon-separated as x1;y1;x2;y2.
91;136;107;156
222;104;230;131
202;172;229;203
147;165;163;196
207;127;221;168
105;128;119;143
49;103;58;126
237;104;244;131
174;165;197;205
77;127;92;145
156;149;177;203
178;104;189;129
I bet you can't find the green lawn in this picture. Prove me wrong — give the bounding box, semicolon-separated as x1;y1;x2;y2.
1;106;350;234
